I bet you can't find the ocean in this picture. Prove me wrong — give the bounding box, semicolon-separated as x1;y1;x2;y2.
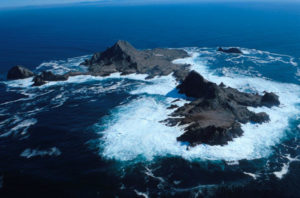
0;2;300;197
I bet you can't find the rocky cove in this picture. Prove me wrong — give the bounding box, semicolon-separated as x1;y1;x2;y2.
6;40;280;146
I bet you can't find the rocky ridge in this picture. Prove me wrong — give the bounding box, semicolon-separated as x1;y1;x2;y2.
81;40;190;80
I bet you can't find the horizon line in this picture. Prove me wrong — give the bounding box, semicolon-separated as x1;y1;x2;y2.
1;0;300;10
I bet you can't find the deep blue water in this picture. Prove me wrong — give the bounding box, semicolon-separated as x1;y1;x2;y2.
1;2;300;198
0;2;300;75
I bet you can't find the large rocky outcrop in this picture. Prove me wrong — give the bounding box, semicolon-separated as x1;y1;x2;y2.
7;65;34;80
6;41;281;146
81;40;190;80
165;71;280;146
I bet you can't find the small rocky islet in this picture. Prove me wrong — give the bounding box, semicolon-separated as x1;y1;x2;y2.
6;40;280;146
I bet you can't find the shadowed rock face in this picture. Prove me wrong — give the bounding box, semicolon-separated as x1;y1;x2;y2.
261;92;280;107
165;71;279;146
7;66;34;80
218;47;243;54
177;71;218;99
82;40;190;81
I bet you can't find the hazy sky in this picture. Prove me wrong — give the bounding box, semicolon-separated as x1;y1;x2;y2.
0;0;100;8
0;0;299;8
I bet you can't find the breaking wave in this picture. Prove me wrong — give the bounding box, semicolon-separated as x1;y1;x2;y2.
1;47;299;178
97;48;300;163
20;147;61;159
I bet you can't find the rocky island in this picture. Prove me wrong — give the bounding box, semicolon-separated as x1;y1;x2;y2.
6;40;280;146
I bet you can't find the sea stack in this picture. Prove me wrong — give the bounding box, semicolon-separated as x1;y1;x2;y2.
7;65;34;80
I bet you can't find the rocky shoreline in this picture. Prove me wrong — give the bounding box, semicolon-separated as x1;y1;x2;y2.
164;71;279;146
6;40;280;146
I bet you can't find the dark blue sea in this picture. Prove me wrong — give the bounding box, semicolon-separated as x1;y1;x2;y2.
1;2;300;197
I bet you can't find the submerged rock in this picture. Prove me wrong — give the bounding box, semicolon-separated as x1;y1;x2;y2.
218;47;243;54
7;65;34;80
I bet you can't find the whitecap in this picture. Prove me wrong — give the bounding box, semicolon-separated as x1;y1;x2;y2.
273;154;300;179
243;172;259;180
4;77;34;88
130;74;179;96
134;190;149;198
0;118;37;137
36;55;90;74
20;147;61;159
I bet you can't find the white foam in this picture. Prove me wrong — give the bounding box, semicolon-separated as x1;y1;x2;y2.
20;147;61;159
134;190;149;198
98;48;300;162
273;163;289;179
50;91;69;108
226;161;239;166
33;73;148;89
4;71;148;91
144;167;165;183
4;77;34;88
241;49;251;55
99;97;185;161
36;55;90;74
243;172;259;180
130;74;179;96
0;118;37;138
273;154;300;179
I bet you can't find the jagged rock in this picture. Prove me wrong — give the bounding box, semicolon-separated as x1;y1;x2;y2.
177;123;243;146
219;82;226;88
177;70;219;99
167;104;179;110
7;65;34;80
32;76;46;86
32;71;68;86
172;99;181;103
250;112;270;123
261;92;280;107
166;70;280;146
82;40;190;80
218;47;243;54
